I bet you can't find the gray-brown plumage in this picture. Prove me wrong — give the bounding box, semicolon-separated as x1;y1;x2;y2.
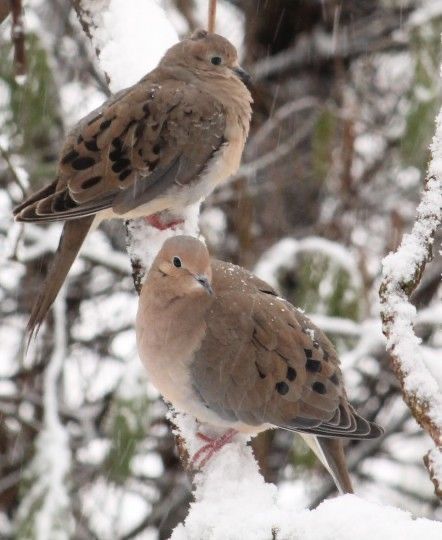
137;236;383;493
14;30;252;336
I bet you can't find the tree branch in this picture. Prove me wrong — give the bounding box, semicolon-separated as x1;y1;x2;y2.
380;131;442;499
208;0;217;32
10;0;26;79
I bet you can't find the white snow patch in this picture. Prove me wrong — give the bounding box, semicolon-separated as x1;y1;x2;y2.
254;236;362;291
171;440;442;540
83;0;178;92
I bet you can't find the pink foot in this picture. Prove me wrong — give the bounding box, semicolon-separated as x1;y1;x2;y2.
144;214;184;230
190;429;238;469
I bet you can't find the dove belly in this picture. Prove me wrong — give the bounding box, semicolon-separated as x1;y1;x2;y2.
138;331;266;433
107;136;243;220
139;346;227;426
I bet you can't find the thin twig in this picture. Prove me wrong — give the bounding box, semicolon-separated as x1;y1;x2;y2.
208;0;216;32
10;0;26;79
0;1;10;25
0;142;28;197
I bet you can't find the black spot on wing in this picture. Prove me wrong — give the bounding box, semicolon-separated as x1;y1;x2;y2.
306;359;322;373
84;139;99;152
119;169;132;181
112;159;131;173
286;366;297;381
61;150;79;164
72;157;96;170
330;372;340;385
100;119;112;130
275;381;289;395
312;381;326;394
81;176;102;189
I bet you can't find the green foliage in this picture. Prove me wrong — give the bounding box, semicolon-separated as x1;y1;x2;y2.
290;437;317;469
401;19;442;169
279;252;360;322
104;395;151;484
0;32;62;188
312;108;336;182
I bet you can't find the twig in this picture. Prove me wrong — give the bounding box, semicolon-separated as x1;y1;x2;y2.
10;0;26;79
0;2;10;25
251;10;409;81
208;0;216;32
245;97;318;160
233;113;318;182
379;127;442;504
0;142;28;197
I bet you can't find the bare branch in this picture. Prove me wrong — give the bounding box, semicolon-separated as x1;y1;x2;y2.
0;1;10;25
0;142;28;197
10;0;26;79
208;0;217;33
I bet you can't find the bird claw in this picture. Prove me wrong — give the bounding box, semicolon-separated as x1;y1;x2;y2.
144;214;184;230
190;429;237;469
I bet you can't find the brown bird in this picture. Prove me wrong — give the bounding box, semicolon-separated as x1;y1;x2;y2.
136;236;383;494
14;30;252;336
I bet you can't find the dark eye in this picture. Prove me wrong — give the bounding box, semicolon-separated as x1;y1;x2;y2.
211;56;222;66
173;256;182;268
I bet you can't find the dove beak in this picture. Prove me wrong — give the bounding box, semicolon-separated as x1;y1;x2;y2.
233;66;252;86
195;274;213;295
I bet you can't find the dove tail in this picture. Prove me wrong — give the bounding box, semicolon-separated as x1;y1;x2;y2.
301;434;354;494
27;216;94;341
316;437;354;494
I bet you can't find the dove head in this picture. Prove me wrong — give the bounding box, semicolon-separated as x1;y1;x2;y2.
160;30;251;86
148;235;213;298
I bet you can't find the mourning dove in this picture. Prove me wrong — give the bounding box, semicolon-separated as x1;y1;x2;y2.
136;236;383;494
14;30;252;336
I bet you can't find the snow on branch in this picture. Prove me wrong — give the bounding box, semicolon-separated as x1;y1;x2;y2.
380;106;442;497
254;235;363;290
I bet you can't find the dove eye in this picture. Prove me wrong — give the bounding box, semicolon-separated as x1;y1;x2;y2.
211;56;222;66
173;256;182;268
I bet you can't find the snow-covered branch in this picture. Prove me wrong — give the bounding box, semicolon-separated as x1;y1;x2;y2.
380;111;442;497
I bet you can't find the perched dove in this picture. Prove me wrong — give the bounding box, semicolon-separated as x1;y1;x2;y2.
14;30;252;336
137;236;383;494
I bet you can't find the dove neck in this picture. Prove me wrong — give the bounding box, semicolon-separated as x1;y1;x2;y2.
138;277;213;360
154;65;252;135
140;273;213;319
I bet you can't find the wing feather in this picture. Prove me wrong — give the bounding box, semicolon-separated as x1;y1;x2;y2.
14;75;226;222
191;260;383;440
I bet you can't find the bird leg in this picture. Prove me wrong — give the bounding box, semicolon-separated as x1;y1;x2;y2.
190;428;238;469
144;213;184;230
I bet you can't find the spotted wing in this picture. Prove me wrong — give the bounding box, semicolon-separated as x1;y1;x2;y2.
191;261;382;439
14;77;226;222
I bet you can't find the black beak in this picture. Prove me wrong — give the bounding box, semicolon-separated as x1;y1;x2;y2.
195;275;213;295
233;66;252;86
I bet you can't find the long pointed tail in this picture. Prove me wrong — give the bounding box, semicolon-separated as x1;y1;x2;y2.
301;434;354;494
27;216;94;339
